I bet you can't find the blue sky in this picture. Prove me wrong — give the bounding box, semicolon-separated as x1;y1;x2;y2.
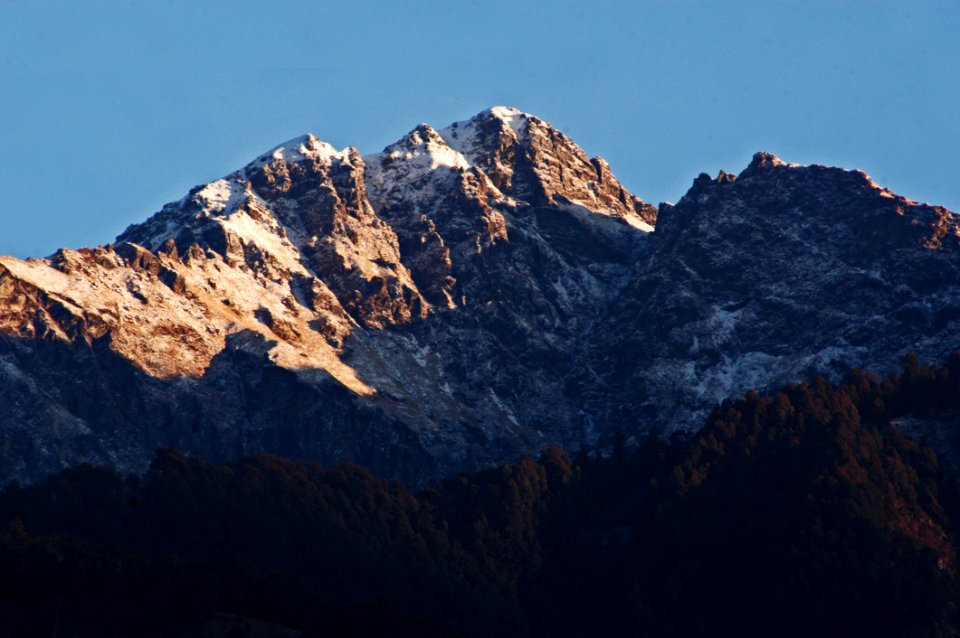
1;1;958;257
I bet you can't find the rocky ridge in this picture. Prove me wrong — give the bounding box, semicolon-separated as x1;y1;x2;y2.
581;152;960;433
1;108;958;486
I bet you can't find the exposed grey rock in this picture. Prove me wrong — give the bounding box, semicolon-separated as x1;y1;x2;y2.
582;152;960;434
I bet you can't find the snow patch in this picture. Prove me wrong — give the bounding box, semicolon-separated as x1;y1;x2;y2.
489;106;527;138
249;134;350;170
622;213;655;233
411;342;432;368
382;138;470;172
707;305;745;343
555;202;653;236
690;351;782;403
438;106;532;163
218;207;304;274
196;178;247;215
487;388;520;426
364;126;477;213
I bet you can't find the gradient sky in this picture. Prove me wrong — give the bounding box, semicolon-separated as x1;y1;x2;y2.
1;1;958;258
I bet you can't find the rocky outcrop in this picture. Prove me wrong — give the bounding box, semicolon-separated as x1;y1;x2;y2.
364;123;508;307
582;152;960;433
440;107;657;227
119;135;426;331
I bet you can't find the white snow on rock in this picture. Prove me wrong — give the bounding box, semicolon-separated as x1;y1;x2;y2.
195;177;247;215
364;123;509;215
248;134;351;171
366;124;470;178
0;248;371;394
622;213;655;233
488;105;528;138
438;106;532;162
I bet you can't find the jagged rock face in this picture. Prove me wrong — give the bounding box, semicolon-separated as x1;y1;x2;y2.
119;135;426;331
582;152;960;433
364;123;509;307
2;108;960;488
440;107;657;227
353;113;653;471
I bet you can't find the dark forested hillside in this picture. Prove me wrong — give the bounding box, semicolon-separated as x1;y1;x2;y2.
3;354;960;636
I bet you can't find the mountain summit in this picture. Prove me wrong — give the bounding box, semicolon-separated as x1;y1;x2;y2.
0;108;958;485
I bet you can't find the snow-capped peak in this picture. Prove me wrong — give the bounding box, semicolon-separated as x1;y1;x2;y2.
487;105;528;137
375;124;471;171
364;124;483;215
248;133;351;171
438;106;534;162
195;133;351;215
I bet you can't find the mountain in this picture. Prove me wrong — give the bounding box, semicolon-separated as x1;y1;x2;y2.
0;107;958;486
580;153;960;433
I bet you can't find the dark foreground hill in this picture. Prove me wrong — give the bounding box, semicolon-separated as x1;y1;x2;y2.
2;353;960;637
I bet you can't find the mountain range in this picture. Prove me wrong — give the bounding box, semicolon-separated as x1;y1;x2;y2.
1;106;958;486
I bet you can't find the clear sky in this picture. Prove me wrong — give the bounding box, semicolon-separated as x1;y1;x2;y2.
1;1;958;258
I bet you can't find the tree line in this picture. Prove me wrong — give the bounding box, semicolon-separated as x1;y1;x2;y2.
2;353;960;636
